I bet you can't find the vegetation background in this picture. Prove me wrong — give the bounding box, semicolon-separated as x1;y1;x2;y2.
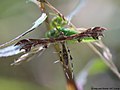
0;0;120;90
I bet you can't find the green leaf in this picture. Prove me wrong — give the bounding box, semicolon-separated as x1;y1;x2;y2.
0;77;47;90
89;59;108;75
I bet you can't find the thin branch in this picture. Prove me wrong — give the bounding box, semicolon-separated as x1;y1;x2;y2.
38;1;78;90
43;0;76;28
88;42;120;79
41;0;120;79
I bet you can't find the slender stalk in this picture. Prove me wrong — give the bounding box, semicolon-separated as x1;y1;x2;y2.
41;0;120;79
38;1;78;90
40;1;50;30
88;42;120;79
44;0;76;28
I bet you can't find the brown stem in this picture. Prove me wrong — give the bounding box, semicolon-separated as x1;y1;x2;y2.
44;0;76;29
38;0;78;90
38;0;120;80
40;1;50;30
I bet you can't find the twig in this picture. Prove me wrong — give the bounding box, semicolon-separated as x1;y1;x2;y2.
38;1;78;90
41;0;120;79
88;42;120;79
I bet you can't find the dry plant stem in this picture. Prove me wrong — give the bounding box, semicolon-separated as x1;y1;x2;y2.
40;1;50;30
88;42;120;79
42;0;120;79
61;42;78;90
44;0;76;28
58;44;78;90
39;1;78;90
65;66;78;90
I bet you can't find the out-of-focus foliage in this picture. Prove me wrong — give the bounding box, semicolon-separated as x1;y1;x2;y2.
89;59;108;75
0;77;47;90
0;0;120;90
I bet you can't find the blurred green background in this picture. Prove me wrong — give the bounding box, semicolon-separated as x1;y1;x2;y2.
0;0;120;90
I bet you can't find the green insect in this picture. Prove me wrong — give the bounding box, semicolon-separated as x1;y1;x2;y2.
45;16;97;43
0;15;105;74
44;15;105;79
